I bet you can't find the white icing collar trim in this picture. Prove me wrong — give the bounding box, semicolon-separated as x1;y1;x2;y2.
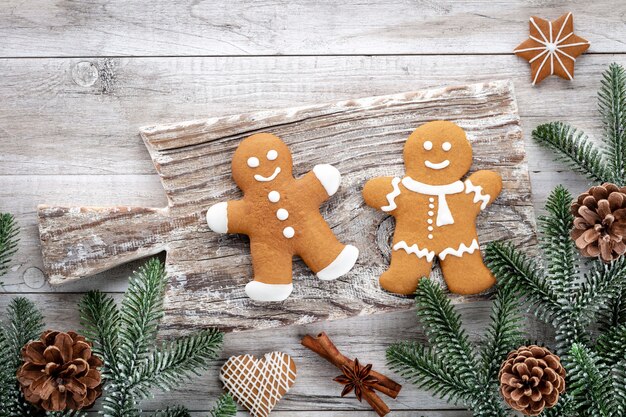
401;177;464;226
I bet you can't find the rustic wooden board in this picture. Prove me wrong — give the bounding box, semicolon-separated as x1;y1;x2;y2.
0;0;623;56
37;80;533;333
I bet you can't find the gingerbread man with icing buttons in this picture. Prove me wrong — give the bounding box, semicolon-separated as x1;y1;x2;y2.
206;133;359;302
363;121;502;295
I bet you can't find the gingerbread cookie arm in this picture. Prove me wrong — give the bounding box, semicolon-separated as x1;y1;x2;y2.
363;176;401;214
297;164;342;206
464;170;503;209
206;199;250;234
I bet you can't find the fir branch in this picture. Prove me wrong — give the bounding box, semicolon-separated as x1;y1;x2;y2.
386;342;476;405
118;258;168;379
613;359;626;417
414;278;480;382
0;298;45;417
209;394;237;417
79;290;121;380
533;122;612;183
0;212;19;279
598;62;626;181
151;406;191;417
569;343;614;417
485;241;560;319
575;256;626;326
4;297;45;369
479;284;524;384
595;323;626;366
130;328;224;399
538;185;578;297
598;287;626;331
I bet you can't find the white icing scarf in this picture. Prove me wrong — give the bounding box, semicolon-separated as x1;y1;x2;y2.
401;177;464;226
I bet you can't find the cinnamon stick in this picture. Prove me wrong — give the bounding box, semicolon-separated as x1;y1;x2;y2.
301;332;402;417
301;333;402;398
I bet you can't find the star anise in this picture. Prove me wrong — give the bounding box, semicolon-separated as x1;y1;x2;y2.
333;359;379;402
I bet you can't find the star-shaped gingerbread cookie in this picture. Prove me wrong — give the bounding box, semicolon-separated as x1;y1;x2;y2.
514;12;590;85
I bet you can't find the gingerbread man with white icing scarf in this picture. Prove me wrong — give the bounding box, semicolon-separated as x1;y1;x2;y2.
363;121;502;295
206;133;359;302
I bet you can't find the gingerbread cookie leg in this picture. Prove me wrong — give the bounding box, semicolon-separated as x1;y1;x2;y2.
380;249;433;295
247;241;293;302
439;250;495;295
297;218;359;281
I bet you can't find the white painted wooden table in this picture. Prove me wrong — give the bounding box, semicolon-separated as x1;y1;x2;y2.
0;1;622;415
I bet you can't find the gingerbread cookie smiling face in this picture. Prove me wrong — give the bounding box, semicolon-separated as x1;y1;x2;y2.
207;133;359;302
363;121;502;295
404;121;472;185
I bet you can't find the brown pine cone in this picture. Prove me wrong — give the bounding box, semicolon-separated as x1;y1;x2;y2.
571;183;626;262
499;345;566;416
16;330;103;411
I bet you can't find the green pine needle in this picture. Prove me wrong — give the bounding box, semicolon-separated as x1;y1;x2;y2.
414;278;480;382
479;284;524;383
599;63;626;180
210;394;237;417
0;298;45;417
119;258;168;378
0;212;19;279
387;342;475;405
569;343;614;417
79;258;224;417
575;256;626;326
532;122;612;183
613;360;626;417
151;406;191;417
79;289;121;380
538;185;578;297
595;323;626;366
485;241;559;320
130;328;224;398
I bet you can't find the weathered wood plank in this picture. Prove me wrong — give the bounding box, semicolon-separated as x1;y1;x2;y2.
0;55;621;176
0;293;550;412
0;0;622;56
35;81;534;333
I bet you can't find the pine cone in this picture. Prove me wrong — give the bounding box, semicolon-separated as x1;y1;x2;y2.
499;345;566;416
16;330;103;411
571;183;626;262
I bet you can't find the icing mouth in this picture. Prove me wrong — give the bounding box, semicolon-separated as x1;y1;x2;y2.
424;160;450;170
254;167;281;182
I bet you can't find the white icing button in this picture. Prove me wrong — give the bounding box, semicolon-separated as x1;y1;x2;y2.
276;208;289;221
283;227;295;238
423;141;433;150
268;191;280;203
247;157;260;168
428;234;434;239
267;149;278;160
429;197;435;203
442;142;452;151
427;219;433;224
429;204;435;209
428;226;434;231
428;211;434;216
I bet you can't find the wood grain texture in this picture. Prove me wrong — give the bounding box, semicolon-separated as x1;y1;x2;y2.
36;80;534;333
0;54;619;177
0;0;623;56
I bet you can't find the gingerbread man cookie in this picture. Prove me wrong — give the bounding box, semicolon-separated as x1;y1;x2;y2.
206;133;359;302
363;121;502;295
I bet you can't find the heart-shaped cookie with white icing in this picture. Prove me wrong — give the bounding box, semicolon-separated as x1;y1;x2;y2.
220;351;297;417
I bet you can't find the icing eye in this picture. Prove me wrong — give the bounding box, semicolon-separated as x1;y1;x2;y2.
423;141;433;151
267;149;278;160
442;142;452;151
247;157;260;168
